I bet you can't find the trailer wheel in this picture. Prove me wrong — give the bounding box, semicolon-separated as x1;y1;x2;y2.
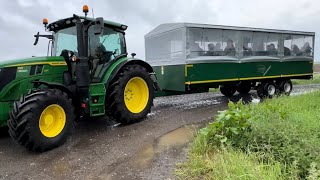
277;80;293;96
106;64;154;124
237;82;252;94
7;89;75;152
257;82;277;99
220;85;236;97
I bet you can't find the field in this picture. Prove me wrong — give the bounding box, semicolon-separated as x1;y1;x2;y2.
292;73;320;85
292;63;320;85
313;63;320;73
176;91;320;179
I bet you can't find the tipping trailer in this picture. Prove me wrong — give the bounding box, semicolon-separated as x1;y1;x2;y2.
145;23;314;98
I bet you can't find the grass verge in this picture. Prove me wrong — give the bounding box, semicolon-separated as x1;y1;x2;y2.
292;74;320;85
176;91;320;179
176;148;284;179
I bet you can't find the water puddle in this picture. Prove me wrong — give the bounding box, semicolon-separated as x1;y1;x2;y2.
128;124;199;170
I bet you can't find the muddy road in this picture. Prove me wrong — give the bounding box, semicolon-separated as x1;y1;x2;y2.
0;84;320;180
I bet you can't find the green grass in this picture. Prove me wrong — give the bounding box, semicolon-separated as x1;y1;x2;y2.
176;147;285;180
292;74;320;85
209;88;219;93
176;91;320;179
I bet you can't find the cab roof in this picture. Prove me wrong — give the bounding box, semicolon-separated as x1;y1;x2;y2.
47;15;127;32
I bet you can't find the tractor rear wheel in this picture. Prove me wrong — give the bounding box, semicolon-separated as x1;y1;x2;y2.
106;64;154;124
7;89;75;152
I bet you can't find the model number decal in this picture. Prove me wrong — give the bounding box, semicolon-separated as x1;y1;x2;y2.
17;66;28;73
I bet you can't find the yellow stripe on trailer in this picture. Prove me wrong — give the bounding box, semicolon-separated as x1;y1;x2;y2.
185;64;194;77
186;78;239;85
5;61;67;67
281;73;313;78
239;75;280;81
185;73;313;85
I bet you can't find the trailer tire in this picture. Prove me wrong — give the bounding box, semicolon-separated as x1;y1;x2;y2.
220;85;236;97
106;64;154;124
7;89;75;152
277;80;293;96
237;82;252;94
257;82;277;99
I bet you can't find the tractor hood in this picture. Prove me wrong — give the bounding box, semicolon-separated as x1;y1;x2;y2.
0;56;66;68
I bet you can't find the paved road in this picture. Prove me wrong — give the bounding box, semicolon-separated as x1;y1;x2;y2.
0;84;320;180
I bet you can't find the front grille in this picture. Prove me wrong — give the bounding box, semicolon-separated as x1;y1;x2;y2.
0;67;17;92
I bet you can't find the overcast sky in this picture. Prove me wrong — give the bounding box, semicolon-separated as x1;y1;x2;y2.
0;0;319;61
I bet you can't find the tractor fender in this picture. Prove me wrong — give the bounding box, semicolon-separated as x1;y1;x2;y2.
105;58;159;91
31;81;75;98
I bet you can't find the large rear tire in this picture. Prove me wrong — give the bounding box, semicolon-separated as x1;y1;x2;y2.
7;89;75;152
106;65;154;124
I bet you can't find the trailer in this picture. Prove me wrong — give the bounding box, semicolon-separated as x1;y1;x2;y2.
145;23;315;98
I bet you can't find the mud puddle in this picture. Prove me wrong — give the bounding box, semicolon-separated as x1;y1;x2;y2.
131;124;198;169
102;124;203;179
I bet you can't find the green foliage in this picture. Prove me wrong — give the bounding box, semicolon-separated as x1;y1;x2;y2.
176;148;285;180
199;101;251;147
243;94;320;178
177;91;320;179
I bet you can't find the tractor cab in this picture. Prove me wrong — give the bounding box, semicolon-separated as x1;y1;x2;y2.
36;14;128;83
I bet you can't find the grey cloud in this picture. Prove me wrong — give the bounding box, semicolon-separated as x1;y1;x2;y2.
0;0;319;61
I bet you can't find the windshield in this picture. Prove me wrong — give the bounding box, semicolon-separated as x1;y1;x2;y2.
52;25;126;59
53;26;77;56
88;26;126;61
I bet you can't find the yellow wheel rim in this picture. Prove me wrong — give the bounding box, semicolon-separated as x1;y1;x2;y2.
124;77;149;113
39;104;66;138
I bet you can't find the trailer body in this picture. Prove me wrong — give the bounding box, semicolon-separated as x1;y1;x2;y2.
145;23;314;95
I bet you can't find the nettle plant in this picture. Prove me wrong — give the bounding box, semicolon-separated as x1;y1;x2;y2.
200;100;252;147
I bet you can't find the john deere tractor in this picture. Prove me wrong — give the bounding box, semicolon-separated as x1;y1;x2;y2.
0;6;159;152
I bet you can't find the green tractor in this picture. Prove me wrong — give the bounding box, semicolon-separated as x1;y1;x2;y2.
0;6;159;152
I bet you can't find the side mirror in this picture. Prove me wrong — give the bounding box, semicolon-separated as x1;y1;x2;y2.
34;32;40;45
94;17;104;35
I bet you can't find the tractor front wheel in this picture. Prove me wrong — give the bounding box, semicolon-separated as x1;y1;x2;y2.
106;65;154;124
7;89;75;152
